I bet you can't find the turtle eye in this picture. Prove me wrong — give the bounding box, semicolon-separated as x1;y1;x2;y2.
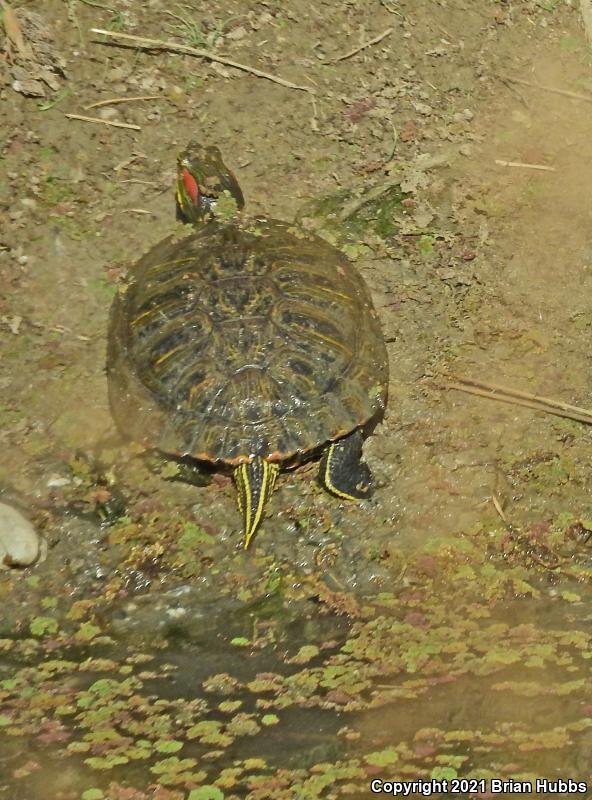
182;168;200;206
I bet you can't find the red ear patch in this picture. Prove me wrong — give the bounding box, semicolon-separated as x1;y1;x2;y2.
182;168;200;205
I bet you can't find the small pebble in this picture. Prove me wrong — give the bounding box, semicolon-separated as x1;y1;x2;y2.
0;502;45;568
255;12;272;27
413;102;433;116
98;107;121;121
226;26;247;41
47;476;71;488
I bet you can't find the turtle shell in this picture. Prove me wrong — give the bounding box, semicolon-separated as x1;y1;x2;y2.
107;218;388;465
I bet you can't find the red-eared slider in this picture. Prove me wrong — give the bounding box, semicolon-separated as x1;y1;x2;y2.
107;144;388;547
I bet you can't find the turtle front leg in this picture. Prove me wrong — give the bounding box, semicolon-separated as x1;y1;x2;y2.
234;458;279;549
318;429;372;500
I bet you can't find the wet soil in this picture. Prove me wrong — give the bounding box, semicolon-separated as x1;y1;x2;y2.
2;1;592;798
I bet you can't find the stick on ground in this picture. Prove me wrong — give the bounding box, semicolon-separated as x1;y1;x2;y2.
331;27;393;62
498;74;592;103
440;374;592;426
84;94;162;110
495;159;556;172
65;113;141;131
90;28;314;93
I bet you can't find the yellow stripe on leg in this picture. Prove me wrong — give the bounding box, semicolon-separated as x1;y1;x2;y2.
319;430;371;501
322;443;359;501
233;459;279;549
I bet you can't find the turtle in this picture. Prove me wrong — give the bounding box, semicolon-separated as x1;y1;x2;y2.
107;143;388;548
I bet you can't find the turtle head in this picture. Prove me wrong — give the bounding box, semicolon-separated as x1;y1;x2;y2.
176;143;245;224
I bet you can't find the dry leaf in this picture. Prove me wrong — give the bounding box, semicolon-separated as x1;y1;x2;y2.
6;9;67;98
412;203;435;229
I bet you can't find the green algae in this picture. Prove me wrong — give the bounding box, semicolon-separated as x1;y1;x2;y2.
295;181;406;247
2;511;592;797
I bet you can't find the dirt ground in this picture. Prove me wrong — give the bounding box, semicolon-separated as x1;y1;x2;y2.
2;1;592;798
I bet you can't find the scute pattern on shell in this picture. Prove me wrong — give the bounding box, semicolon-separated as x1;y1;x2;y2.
107;218;388;465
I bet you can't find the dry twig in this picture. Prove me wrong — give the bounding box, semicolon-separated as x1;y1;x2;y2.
84;94;161;110
65;113;141;130
90;28;314;93
310;94;319;132
495;159;556;172
331;27;393;63
499;74;592;103
491;495;507;524
440;374;592;426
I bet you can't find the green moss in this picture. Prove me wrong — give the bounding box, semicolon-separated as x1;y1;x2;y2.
296;182;405;244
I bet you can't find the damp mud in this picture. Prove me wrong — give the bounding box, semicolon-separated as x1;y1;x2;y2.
2;1;592;798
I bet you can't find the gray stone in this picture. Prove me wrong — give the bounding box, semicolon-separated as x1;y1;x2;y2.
0;503;45;568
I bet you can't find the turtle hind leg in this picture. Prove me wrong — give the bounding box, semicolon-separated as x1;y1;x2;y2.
234;458;279;549
318;429;373;500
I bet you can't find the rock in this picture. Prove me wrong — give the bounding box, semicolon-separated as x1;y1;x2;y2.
225;25;247;41
412;101;433;116
98;107;120;122
0;503;45;568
